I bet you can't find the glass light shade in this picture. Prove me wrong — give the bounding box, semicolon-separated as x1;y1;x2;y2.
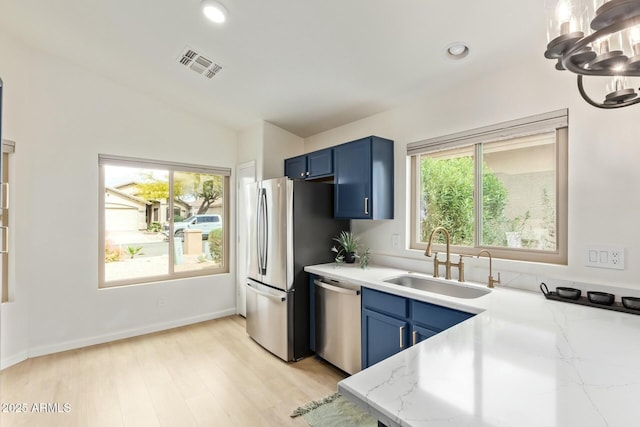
606;75;630;92
629;25;640;56
593;35;611;54
593;31;625;54
546;0;588;42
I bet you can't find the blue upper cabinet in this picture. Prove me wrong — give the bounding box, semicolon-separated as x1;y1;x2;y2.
307;148;333;178
334;136;394;220
284;155;307;180
284;148;333;180
283;136;394;220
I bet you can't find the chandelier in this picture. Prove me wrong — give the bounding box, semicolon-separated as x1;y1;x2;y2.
544;0;640;108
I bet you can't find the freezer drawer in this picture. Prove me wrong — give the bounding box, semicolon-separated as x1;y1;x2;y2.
314;278;362;375
246;279;291;361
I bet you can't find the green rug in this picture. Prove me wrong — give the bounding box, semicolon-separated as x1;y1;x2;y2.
290;392;377;427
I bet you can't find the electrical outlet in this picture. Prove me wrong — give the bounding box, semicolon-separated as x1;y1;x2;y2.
585;246;625;270
391;234;400;249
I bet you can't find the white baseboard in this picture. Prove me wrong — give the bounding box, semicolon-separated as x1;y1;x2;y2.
0;350;29;370
25;308;237;361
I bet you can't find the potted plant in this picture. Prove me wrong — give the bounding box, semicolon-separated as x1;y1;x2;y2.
332;231;360;264
505;211;530;248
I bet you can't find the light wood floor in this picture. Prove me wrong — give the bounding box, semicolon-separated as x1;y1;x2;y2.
0;315;347;427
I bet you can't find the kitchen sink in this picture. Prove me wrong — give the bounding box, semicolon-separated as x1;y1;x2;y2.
383;274;491;299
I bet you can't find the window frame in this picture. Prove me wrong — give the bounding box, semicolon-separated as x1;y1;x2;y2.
98;155;231;288
1;139;14;302
409;111;568;265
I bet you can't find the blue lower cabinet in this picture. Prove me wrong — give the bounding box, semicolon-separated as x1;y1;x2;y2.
411;324;439;345
411;300;474;331
362;308;409;368
362;288;474;368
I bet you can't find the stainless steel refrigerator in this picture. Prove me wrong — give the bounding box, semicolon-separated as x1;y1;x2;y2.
246;177;349;361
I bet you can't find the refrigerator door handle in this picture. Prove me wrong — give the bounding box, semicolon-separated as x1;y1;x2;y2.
256;187;263;273
247;280;286;302
261;189;268;274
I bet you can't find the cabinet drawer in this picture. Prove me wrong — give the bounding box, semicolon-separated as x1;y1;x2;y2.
362;288;409;319
411;300;473;331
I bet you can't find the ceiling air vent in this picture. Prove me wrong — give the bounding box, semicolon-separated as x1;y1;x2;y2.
177;47;222;79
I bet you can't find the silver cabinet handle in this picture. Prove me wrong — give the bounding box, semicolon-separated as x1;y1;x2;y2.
364;197;369;215
0;226;7;254
412;330;417;346
306;171;310;176
314;280;360;296
300;172;304;177
399;326;404;348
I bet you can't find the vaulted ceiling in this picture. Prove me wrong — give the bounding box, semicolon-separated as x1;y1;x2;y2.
0;0;547;137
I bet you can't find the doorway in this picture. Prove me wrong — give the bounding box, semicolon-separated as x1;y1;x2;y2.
236;161;255;316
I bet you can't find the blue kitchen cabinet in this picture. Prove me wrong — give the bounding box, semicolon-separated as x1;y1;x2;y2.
285;155;307;180
334;136;394;220
362;308;409;368
411;299;473;332
284;148;333;180
362;288;474;368
307;149;333;178
411;324;438;345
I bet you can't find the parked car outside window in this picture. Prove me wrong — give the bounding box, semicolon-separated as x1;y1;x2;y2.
164;214;222;239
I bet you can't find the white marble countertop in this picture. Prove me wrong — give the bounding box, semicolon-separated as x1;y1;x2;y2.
304;263;640;427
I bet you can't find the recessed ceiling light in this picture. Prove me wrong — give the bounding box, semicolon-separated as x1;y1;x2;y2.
201;0;227;24
444;42;470;60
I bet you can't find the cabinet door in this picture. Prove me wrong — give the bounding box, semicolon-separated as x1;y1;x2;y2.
285;155;307;180
411;324;439;346
307;148;333;178
411;300;474;331
362;308;409;368
334;138;372;219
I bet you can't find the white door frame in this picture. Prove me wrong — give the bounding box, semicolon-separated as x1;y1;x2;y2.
236;160;256;316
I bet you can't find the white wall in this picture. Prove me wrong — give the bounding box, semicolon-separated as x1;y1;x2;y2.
262;122;303;179
237;121;304;182
305;54;640;292
238;122;264;180
0;31;238;368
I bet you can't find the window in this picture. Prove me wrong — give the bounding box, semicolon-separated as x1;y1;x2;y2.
409;110;568;264
1;139;14;303
99;155;230;288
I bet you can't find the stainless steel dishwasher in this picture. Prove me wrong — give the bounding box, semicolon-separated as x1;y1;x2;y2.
314;277;361;375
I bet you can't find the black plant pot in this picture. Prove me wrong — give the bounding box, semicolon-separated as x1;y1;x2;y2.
344;252;357;264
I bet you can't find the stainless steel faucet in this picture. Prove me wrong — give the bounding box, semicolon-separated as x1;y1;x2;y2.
425;227;465;282
477;250;500;288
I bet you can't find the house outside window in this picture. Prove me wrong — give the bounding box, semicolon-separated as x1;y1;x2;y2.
99;155;230;288
408;110;568;264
